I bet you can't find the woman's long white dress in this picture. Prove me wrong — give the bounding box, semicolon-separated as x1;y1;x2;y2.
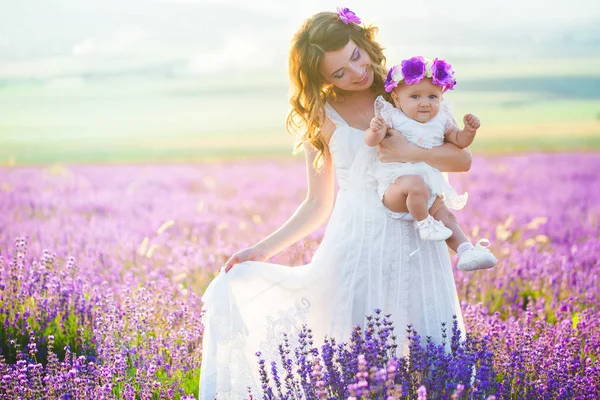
199;104;465;399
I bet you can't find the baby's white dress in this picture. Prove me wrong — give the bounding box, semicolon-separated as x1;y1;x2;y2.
372;96;468;212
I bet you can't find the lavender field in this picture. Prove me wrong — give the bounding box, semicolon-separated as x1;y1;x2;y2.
1;153;599;399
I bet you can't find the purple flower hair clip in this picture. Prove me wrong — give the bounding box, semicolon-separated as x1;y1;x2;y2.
384;56;457;93
337;7;361;25
431;58;456;92
401;56;427;85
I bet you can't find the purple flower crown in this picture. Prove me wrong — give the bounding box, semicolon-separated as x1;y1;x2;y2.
337;7;361;25
384;56;456;93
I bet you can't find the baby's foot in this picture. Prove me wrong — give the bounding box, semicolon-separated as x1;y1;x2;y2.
457;239;497;271
415;215;453;242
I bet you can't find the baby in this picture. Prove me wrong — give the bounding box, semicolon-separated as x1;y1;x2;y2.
365;56;496;271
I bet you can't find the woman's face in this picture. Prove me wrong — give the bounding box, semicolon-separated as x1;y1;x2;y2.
320;40;374;91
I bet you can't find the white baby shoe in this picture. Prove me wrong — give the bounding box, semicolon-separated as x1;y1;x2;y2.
415;216;453;242
457;239;497;272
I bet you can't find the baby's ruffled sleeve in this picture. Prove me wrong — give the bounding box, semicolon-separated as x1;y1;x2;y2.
440;100;456;133
374;96;396;129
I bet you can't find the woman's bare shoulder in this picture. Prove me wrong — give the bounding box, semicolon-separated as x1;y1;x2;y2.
316;103;336;146
320;116;336;146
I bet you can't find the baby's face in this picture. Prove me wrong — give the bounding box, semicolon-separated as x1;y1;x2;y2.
391;78;443;123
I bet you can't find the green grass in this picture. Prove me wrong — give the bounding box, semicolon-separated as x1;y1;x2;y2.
1;135;599;166
471;133;600;154
1;57;599;165
0;143;295;165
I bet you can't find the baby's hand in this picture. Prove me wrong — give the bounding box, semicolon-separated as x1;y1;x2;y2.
463;114;481;132
365;116;389;147
370;116;388;135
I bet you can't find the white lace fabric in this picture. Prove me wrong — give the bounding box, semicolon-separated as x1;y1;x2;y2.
199;102;466;399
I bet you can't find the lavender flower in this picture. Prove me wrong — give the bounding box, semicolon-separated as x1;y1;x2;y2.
253;312;503;398
1;153;599;398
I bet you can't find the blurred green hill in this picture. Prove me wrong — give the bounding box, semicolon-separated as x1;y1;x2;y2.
1;57;599;165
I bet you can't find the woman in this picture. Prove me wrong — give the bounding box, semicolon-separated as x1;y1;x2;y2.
199;10;472;399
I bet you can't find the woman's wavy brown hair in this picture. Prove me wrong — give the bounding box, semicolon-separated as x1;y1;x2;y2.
287;11;388;170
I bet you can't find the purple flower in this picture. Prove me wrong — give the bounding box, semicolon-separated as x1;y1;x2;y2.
384;65;399;92
431;58;456;91
2;147;600;399
401;56;427;85
337;7;361;25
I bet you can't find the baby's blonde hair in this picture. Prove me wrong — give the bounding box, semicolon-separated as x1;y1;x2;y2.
286;11;388;170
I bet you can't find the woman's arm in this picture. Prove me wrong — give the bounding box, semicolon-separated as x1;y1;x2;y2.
225;130;336;272
253;141;335;258
377;129;472;172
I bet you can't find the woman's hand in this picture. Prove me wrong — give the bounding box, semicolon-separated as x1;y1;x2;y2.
224;246;268;273
377;129;417;163
377;128;472;172
223;141;334;274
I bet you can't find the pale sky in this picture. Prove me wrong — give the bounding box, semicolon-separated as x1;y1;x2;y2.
0;0;598;79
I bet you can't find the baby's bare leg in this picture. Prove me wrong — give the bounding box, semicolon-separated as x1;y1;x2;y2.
428;197;445;219
383;175;429;220
431;203;470;252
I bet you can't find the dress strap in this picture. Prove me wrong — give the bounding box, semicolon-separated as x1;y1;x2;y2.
324;102;348;126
